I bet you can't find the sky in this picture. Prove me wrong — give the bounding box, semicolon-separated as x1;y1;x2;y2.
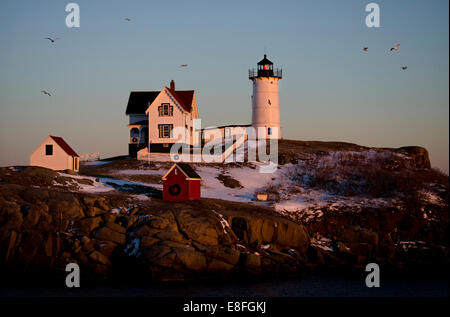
0;0;448;172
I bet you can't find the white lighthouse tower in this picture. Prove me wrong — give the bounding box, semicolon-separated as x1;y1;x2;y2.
249;54;282;139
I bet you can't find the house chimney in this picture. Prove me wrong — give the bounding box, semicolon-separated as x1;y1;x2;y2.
170;80;175;90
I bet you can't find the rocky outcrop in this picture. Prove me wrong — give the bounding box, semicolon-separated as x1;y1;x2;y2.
277;141;432;170
281;198;449;274
0;163;447;283
0;167;311;282
124;207;310;281
394;146;431;169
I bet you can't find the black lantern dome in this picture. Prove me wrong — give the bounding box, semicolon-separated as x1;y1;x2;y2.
257;54;273;76
249;54;282;79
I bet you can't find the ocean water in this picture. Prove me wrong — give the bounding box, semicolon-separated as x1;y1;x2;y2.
1;274;448;297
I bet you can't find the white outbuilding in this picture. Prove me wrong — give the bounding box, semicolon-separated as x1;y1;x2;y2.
30;135;80;172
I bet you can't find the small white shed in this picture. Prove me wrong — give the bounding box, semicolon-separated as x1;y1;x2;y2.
30;135;80;172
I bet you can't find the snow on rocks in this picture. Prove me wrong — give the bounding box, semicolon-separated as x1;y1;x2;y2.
212;209;232;235
56;172;115;193
419;190;446;206
195;163;283;203
310;236;334;252
81;160;112;166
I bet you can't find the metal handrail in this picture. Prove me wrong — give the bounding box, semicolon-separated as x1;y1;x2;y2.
248;68;282;79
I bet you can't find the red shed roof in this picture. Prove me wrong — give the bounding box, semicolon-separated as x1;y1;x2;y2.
162;163;201;180
49;136;79;157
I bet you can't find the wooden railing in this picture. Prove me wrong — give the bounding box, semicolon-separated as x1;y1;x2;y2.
79;152;100;161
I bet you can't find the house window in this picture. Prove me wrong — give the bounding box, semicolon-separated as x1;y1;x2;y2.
158;103;173;116
158;124;173;138
45;144;53;156
268;127;272;136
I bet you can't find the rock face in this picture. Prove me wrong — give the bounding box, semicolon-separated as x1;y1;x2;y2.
0;157;447;283
0;167;311;282
282;199;449;274
395;146;431;169
125;207;310;281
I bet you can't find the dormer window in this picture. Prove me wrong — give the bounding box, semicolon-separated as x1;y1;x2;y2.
158;103;173;116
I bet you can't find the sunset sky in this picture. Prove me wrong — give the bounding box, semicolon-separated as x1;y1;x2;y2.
0;0;448;172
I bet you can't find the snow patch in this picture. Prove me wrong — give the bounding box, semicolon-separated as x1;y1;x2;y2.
57;173;115;193
420;190;446;206
212;210;231;234
82;160;112;166
115;169;165;176
311;236;334;252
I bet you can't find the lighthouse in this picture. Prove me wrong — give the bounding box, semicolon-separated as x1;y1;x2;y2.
249;54;282;139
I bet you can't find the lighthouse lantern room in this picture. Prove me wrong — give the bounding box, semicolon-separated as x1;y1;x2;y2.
249;55;282;139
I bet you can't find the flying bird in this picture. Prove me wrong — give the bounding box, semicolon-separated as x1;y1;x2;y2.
124;18;131;21
44;37;60;43
180;64;188;67
363;47;368;52
41;90;51;96
390;44;400;51
401;66;408;70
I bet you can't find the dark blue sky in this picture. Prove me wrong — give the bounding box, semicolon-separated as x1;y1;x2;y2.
0;0;448;171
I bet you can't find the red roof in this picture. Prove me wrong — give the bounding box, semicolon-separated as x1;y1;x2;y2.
49;136;79;157
167;88;194;112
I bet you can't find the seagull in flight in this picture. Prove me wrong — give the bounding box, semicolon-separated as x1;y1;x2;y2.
363;47;368;52
390;44;400;51
401;66;408;70
41;90;51;96
44;37;60;43
124;18;131;21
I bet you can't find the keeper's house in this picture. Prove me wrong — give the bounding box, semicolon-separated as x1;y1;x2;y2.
30;135;80;172
125;80;198;157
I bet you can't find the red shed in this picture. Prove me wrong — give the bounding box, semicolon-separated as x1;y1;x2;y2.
162;163;201;201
